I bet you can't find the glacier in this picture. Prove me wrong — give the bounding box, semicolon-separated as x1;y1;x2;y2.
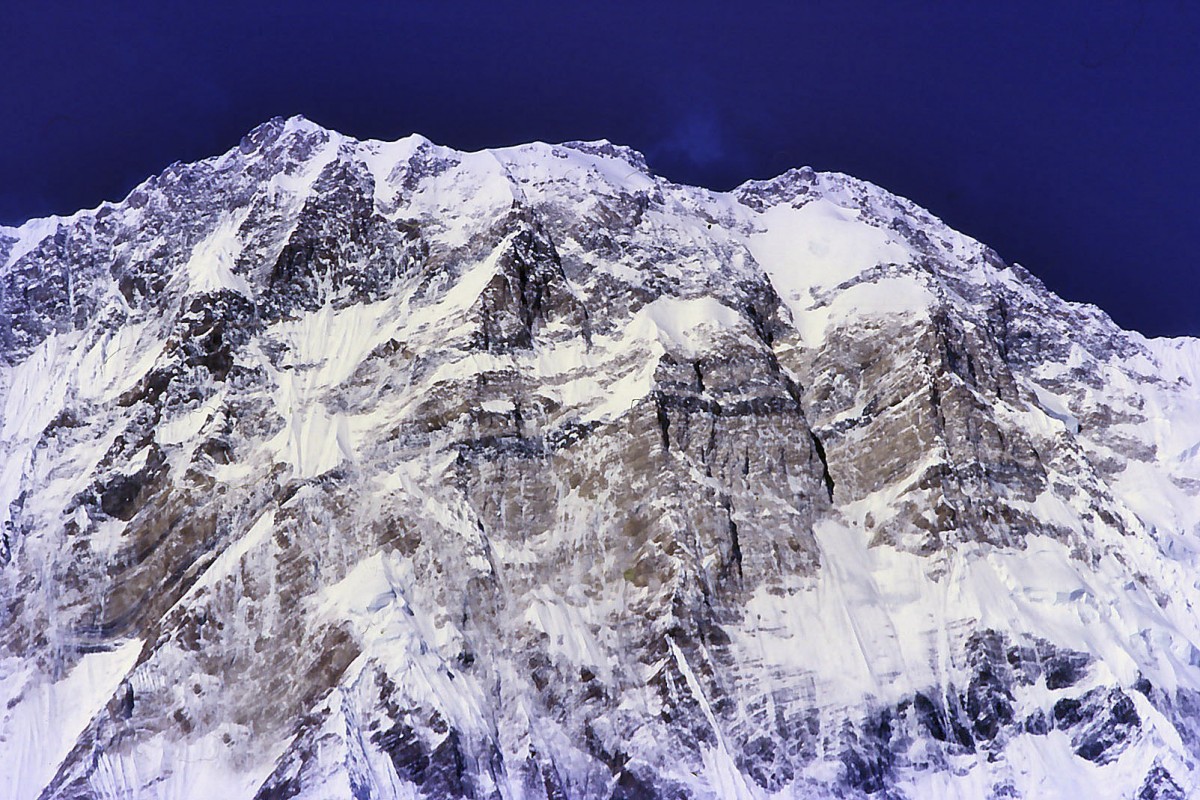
1;115;1199;799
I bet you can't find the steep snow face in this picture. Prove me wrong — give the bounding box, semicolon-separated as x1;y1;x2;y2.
2;116;1199;800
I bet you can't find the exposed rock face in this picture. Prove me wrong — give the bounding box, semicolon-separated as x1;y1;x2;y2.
2;116;1200;799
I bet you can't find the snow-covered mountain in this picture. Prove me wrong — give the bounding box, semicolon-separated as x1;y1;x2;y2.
2;115;1199;799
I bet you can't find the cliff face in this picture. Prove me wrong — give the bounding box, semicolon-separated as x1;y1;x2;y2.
2;116;1199;799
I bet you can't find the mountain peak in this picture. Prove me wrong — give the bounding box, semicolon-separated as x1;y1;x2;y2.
1;122;1199;800
238;113;335;154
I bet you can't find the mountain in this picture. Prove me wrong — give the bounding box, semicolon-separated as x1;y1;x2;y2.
2;115;1199;799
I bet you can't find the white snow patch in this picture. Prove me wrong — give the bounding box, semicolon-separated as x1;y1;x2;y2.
0;640;142;800
267;389;354;479
1;321;163;445
2;216;63;270
735;521;1200;709
749;197;911;305
0;322;166;532
632;295;751;359
87;725;284;800
525;593;613;682
491;140;657;197
314;552;493;739
157;395;224;447
259;297;422;478
1031;383;1080;434
391;150;516;248
184;211;254;296
169;510;277;616
355;134;431;211
1143;335;1200;387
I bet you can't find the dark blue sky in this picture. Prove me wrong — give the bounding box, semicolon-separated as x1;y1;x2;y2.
3;2;1197;336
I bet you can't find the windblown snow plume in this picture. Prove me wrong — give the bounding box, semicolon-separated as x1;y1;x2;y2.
2;116;1199;799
